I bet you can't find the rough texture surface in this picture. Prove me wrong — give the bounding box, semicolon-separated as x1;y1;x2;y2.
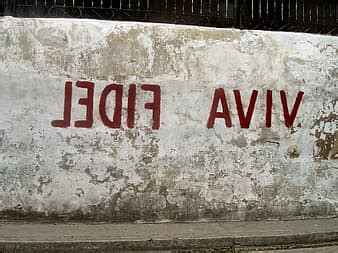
0;17;337;222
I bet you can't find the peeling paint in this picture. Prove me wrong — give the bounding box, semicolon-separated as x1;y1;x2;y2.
0;17;337;222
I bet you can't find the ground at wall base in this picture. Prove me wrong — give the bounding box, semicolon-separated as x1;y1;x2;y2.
0;218;338;252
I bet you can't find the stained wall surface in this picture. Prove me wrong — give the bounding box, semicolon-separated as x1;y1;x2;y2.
0;17;337;221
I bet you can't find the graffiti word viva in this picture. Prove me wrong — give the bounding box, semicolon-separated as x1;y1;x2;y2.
51;81;304;130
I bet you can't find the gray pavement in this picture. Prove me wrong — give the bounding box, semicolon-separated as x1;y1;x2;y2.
0;218;337;252
248;246;338;253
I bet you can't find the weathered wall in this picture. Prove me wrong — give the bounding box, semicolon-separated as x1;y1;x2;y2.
0;17;337;222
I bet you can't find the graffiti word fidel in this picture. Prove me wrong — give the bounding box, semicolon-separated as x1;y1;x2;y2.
51;81;304;130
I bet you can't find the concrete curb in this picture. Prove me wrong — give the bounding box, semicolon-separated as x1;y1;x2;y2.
1;218;338;252
1;235;338;252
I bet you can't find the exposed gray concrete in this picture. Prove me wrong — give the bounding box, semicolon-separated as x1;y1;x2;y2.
0;218;337;252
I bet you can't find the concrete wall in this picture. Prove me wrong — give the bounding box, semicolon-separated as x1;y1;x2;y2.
0;17;337;222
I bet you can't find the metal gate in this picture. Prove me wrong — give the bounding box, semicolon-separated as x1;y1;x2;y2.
1;0;338;35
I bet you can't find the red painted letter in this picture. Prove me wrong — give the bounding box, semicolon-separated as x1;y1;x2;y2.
99;84;123;128
74;81;94;128
127;84;136;128
266;90;272;128
141;84;161;130
234;90;258;128
51;81;72;128
207;88;232;128
280;90;304;128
